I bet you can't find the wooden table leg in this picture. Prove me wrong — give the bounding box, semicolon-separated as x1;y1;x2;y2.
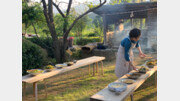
155;71;157;87
23;82;26;97
89;64;91;75
33;82;38;101
100;61;104;76
93;63;95;76
130;94;134;101
96;62;98;74
44;80;48;98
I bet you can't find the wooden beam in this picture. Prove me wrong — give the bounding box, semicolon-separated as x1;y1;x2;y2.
43;80;48;98
131;18;133;28
88;64;91;75
93;63;96;76
93;2;157;15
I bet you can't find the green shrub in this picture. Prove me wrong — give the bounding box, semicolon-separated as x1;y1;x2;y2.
27;37;54;58
75;37;101;45
71;50;82;60
22;39;48;75
88;32;97;37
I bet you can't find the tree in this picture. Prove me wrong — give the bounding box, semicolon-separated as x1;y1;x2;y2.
93;15;103;36
41;0;107;63
72;14;90;38
22;1;45;36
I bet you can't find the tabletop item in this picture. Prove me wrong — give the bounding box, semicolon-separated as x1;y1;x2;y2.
119;78;135;84
146;61;155;68
55;64;67;69
108;82;127;95
126;72;142;79
138;66;149;73
65;62;74;66
73;60;77;63
27;69;44;76
44;65;55;72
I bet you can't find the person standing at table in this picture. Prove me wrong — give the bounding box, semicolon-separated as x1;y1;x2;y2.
115;28;146;78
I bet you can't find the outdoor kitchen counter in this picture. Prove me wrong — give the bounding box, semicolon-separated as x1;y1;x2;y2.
22;56;105;101
90;66;157;101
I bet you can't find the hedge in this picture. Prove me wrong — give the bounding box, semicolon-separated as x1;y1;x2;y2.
22;38;48;75
28;37;102;53
75;37;102;45
27;37;54;58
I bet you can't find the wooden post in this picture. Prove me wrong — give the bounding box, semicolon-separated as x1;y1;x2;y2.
44;80;48;98
130;94;134;101
33;82;38;101
88;64;91;75
93;63;95;76
103;14;107;45
23;82;26;97
140;19;143;29
96;62;98;74
130;18;133;28
155;71;157;87
100;61;104;76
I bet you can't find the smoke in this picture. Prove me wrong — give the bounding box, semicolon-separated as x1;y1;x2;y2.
111;14;157;53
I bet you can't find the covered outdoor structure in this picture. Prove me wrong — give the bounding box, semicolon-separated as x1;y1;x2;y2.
93;2;157;50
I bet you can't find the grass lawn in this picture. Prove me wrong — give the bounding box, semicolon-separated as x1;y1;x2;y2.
22;53;157;101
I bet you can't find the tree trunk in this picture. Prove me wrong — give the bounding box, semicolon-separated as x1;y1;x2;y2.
60;17;69;63
63;18;68;35
42;0;61;63
31;22;38;36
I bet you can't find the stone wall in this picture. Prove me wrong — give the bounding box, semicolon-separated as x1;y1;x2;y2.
146;9;157;49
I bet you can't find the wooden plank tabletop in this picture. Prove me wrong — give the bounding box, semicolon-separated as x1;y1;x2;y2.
22;56;105;83
90;66;157;101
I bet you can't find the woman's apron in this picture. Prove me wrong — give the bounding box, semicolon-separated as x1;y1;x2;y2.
115;38;137;78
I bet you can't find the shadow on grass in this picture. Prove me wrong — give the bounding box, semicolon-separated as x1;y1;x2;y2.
137;91;157;101
136;72;157;91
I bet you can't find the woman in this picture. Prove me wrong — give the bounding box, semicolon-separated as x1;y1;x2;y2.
115;28;146;78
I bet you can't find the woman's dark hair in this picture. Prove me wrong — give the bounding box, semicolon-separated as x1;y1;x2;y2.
129;28;141;38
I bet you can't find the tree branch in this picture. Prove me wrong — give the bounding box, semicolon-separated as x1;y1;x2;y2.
66;0;73;16
41;0;50;24
64;0;106;38
48;0;54;22
52;2;65;18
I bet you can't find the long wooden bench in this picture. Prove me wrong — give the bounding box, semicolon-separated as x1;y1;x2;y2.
22;56;105;101
90;66;157;101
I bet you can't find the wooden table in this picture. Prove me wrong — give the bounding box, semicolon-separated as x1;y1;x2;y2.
22;56;105;101
90;66;157;101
